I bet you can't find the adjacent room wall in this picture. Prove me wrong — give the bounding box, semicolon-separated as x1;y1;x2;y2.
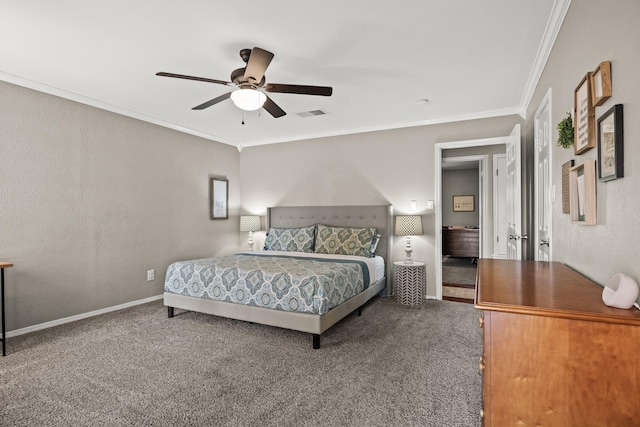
239;115;521;297
0;81;241;331
442;168;480;227
524;0;640;295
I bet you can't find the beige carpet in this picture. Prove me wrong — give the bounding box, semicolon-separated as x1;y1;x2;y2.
0;298;482;426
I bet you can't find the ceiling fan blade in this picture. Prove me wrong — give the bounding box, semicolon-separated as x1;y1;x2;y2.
262;95;286;118
192;92;232;110
243;47;274;85
156;72;231;86
264;83;332;96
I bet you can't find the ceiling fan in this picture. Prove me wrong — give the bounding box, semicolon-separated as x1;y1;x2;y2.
156;47;332;118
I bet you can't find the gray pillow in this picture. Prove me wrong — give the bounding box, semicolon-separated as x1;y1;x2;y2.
314;224;377;258
263;225;316;253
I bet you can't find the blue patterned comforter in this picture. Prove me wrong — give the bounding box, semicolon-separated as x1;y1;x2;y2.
164;252;376;315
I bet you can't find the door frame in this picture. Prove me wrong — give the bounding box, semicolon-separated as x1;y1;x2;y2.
435;137;507;300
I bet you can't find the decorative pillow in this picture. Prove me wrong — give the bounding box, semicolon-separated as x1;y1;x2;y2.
263;225;316;253
370;233;382;257
314;224;377;258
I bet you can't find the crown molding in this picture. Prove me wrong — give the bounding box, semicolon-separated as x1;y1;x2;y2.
519;0;572;117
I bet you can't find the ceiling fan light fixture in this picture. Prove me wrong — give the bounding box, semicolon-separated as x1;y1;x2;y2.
231;88;267;111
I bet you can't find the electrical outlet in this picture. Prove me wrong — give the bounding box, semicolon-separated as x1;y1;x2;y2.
410;200;417;211
147;269;155;281
427;200;435;210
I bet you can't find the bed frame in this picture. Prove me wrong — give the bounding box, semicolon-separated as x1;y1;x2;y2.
164;205;393;349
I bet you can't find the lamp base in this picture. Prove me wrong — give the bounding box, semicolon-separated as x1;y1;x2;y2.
404;237;413;264
247;231;255;251
404;248;413;264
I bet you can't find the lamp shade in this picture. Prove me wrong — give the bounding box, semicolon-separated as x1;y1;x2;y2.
231;89;267;111
394;215;423;236
240;215;261;232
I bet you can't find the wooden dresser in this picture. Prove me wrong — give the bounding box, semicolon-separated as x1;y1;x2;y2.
475;259;640;426
442;228;479;257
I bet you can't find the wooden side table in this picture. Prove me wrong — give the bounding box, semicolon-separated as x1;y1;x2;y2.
394;261;426;305
1;262;13;356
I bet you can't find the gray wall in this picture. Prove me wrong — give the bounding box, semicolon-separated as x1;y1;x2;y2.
442;169;480;227
524;0;640;296
239;115;520;297
0;81;241;331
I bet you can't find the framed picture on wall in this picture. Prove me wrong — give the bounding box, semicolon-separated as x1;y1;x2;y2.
453;195;475;212
210;177;229;220
597;104;624;181
569;160;596;225
574;73;596;155
562;160;575;214
590;61;612;107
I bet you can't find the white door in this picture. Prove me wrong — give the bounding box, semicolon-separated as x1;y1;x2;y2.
506;124;523;259
493;154;507;258
534;90;552;261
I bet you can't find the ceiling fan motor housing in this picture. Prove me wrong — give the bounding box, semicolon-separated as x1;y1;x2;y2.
231;67;265;87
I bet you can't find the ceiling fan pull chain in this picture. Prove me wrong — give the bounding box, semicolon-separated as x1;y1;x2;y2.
242;110;245;125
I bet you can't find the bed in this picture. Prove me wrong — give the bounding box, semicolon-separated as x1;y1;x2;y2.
164;205;393;349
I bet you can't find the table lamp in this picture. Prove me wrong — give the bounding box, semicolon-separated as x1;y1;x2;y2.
240;215;261;251
394;215;424;264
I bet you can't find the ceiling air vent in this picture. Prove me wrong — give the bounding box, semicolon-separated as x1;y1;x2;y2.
296;109;327;118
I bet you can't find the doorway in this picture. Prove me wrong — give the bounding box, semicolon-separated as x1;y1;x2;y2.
441;156;485;302
434;136;510;300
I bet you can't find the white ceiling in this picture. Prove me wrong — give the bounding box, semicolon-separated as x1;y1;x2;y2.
0;0;567;149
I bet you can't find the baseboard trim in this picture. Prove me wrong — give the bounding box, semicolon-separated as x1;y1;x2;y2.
443;282;475;289
443;296;475;304
4;294;163;339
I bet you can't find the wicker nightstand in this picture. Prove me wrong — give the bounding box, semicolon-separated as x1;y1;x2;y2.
394;261;426;305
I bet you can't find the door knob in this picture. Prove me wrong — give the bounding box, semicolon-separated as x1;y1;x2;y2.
509;235;516;240
520;235;528;240
539;239;549;247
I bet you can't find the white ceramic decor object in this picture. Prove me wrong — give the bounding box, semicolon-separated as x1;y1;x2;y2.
602;273;639;309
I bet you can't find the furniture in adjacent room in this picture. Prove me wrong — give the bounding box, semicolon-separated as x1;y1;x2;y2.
1;262;14;357
394;261;426;305
475;259;640;426
442;227;479;258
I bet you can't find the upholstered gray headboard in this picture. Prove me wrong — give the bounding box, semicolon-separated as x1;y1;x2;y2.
267;205;393;282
